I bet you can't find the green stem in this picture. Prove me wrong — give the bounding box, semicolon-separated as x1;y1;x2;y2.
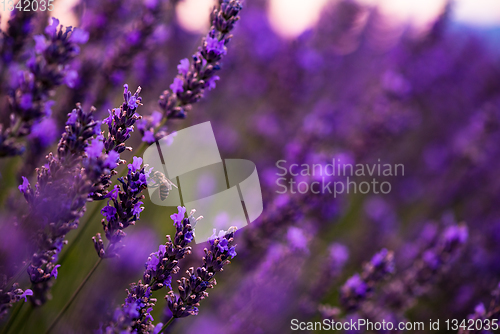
57;203;101;266
157;316;175;334
6;303;33;334
10;118;23;138
0;301;23;334
43;257;103;334
14;305;33;334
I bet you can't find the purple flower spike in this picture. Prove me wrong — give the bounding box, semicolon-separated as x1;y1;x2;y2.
21;105;105;305
103;211;200;331
93;155;150;258
89;85;142;201
0;17;88;157
167;225;237;318
340;248;394;312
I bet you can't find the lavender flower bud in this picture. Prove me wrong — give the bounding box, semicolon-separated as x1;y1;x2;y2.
143;207;198;290
1;5;35;63
101;282;158;333
167;227;237;318
1;18;88;158
0;282;33;319
101;207;198;332
154;0;242;134
340;248;395;312
91;85;142;200
459;283;500;334
92;157;151;258
19;104;117;305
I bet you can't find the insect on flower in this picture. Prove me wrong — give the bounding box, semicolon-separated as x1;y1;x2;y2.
148;170;178;201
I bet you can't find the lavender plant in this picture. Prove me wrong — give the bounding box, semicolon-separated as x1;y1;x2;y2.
92;157;150;258
100;207;234;333
18;105;109;305
90;84;143;200
154;0;242;124
166;226;237;319
0;18;88;158
0;283;32;319
3;0;500;333
460;283;500;334
339;248;395;312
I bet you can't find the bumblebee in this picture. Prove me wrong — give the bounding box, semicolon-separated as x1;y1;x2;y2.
148;170;178;201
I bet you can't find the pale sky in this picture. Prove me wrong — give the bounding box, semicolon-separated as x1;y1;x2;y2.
179;0;500;37
1;0;500;38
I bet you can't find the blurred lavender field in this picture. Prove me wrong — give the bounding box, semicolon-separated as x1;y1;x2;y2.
1;0;500;333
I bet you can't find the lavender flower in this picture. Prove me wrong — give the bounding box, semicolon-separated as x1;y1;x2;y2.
2;0;500;332
18;95;135;304
459;283;500;334
133;0;242;145
90;85;143;200
157;0;243;121
18;105;102;304
143;207;199;290
101;208;200;332
0;5;35;64
100;282;158;334
92;157;151;258
365;222;469;320
166;226;237;318
340;248;395;312
0;18;88;158
0;282;33;319
136;111;165;144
